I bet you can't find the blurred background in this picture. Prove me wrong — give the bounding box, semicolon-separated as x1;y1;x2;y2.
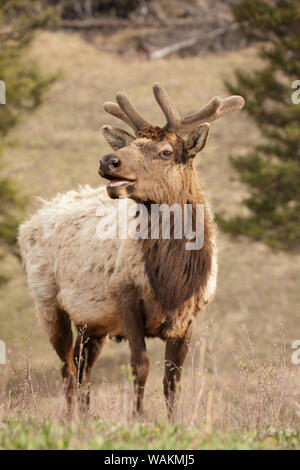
0;0;299;428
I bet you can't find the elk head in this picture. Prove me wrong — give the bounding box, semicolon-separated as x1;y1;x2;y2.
99;83;245;204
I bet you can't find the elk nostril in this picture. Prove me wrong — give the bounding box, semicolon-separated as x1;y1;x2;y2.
109;158;121;170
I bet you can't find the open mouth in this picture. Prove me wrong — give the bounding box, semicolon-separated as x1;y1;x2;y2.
105;175;136;188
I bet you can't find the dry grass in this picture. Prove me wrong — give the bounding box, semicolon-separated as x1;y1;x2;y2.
0;31;299;446
0;318;298;448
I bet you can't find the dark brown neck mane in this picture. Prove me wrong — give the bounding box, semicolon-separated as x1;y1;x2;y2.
141;175;213;311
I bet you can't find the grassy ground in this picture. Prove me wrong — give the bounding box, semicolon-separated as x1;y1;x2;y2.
0;30;299;449
1;418;299;450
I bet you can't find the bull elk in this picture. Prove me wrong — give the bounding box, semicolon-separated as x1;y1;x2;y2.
19;83;244;418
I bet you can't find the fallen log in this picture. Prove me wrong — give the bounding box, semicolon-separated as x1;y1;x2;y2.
148;23;240;60
61;17;232;30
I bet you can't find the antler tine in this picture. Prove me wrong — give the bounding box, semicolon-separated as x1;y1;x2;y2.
177;95;245;135
104;92;151;134
116;92;150;132
217;95;245;116
152;83;245;136
180;96;222;127
104;101;133;128
152;82;181;131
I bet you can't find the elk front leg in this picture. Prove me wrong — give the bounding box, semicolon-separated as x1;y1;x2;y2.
117;286;150;417
163;325;192;420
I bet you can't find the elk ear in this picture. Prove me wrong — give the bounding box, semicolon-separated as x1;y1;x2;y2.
101;125;135;150
184;123;210;159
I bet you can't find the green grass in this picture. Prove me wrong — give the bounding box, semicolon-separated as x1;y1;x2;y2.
1;417;299;450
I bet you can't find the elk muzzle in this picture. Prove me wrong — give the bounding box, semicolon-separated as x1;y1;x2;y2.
99;153;136;199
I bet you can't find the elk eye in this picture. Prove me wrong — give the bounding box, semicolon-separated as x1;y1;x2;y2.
158;150;172;160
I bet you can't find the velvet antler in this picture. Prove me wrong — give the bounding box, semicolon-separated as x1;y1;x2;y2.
104;83;245;137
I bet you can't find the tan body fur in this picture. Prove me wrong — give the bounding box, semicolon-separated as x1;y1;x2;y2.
19;185;217;341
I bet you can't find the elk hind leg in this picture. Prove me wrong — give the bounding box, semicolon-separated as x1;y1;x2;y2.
73;329;107;412
37;303;76;417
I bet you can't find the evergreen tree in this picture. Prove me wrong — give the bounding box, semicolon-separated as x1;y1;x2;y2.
0;0;58;283
218;0;300;250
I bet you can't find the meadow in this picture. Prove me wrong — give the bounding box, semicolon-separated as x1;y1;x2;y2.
0;30;299;450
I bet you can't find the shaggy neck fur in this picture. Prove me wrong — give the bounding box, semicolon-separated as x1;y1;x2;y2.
140;167;213;312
